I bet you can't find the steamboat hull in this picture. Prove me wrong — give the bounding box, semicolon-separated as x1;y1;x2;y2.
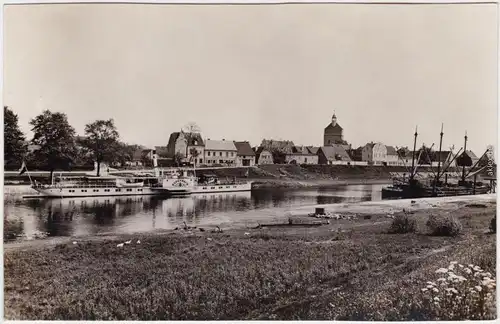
192;182;252;194
29;186;183;199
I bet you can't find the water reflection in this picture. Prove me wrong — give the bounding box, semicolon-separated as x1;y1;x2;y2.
4;184;385;239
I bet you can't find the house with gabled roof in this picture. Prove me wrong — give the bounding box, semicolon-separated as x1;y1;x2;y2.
318;145;352;164
204;139;238;166
254;146;274;165
285;146;318;165
234;141;255;166
385;145;400;165
167;131;205;165
456;150;480;167
362;142;387;164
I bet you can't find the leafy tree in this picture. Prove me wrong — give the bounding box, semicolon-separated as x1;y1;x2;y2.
30;110;77;181
173;152;184;167
80;119;120;176
189;147;200;166
397;146;410;158
182;122;201;163
4;106;27;168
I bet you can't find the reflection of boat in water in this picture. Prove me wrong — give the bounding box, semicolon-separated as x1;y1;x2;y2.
382;126;493;199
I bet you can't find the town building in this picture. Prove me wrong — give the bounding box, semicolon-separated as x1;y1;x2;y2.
204;139;238;166
285;146;318;164
166;131;205;165
324;112;347;146
385;146;400;165
254;147;274;165
362;142;387;164
318;145;352;164
456;150;480;167
347;146;363;162
234;141;255;166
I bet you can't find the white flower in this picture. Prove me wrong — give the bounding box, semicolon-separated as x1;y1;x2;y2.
483;272;493;278
427;285;434;289
473;266;482;272
457;276;467;282
464;268;472;274
437;278;447;282
432;287;439;293
421;288;428;292
426;281;436;286
475;286;482;292
458;264;464;268
468;264;474;268
450;261;458;265
434;296;440;301
436;268;448;274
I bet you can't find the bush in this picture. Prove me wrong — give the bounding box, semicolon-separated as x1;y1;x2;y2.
389;214;417;234
426;214;462;237
490;216;496;233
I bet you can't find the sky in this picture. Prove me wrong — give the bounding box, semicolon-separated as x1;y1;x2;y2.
3;3;498;156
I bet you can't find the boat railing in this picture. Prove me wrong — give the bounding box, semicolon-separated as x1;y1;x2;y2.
32;182;122;189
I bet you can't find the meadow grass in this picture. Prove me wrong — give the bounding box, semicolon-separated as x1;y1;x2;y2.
4;202;496;320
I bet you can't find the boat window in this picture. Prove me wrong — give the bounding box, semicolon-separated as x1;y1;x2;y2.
226;186;230;188
233;186;237;188
105;189;110;192
93;189;99;192
138;189;142;192
127;189;132;192
219;186;223;189
211;187;215;189
203;187;207;189
81;190;87;192
116;189;121;192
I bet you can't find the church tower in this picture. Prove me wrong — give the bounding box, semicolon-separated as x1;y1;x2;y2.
331;112;337;127
324;112;344;146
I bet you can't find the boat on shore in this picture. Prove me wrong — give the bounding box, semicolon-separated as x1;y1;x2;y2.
381;125;493;200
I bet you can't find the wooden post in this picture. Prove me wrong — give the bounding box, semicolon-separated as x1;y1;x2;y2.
473;174;477;195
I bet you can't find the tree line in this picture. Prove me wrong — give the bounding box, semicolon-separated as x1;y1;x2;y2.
4;106;139;178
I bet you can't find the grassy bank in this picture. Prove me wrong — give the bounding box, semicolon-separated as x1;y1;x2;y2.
4;198;496;320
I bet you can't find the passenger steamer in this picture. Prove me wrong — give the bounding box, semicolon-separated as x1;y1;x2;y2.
27;155;252;198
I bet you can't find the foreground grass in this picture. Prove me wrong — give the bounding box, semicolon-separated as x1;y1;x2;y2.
4;202;496;320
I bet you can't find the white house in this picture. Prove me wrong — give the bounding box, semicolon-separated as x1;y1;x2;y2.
362;142;387;164
204;139;238;166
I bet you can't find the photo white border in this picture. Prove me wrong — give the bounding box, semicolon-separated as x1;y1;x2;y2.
0;1;498;323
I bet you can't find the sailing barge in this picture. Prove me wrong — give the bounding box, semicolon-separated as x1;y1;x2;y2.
381;125;494;199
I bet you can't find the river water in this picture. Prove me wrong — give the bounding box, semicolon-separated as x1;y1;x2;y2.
4;184;386;240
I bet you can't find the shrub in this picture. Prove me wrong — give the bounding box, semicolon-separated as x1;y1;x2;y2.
418;261;496;320
388;214;417;234
489;216;496;233
426;214;462;237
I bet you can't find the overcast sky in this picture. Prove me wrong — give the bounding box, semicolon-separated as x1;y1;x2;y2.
3;3;498;155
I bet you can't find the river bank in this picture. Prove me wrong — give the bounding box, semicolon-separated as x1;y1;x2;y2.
4;194;496;320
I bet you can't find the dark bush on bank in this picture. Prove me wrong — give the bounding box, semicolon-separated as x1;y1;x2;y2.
426;214;462;237
388;214;417;234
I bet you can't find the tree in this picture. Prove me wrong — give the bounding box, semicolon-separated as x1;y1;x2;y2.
182;122;201;165
189;147;200;167
30;110;77;181
4;106;27;168
80;119;120;176
397;146;410;158
173;152;184;167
